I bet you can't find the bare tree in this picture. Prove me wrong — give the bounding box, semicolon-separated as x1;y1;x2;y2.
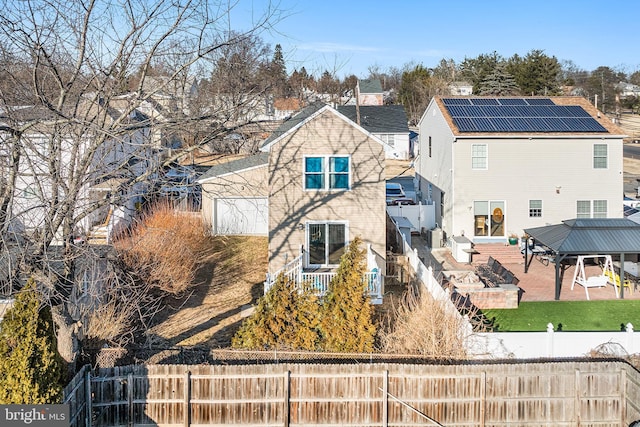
0;0;283;373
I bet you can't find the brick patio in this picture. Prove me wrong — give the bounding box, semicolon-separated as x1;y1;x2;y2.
414;239;640;302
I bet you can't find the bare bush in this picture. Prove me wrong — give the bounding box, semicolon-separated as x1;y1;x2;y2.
115;203;209;295
379;289;468;359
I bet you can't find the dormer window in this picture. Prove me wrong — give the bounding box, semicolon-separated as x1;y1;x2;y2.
304;156;350;190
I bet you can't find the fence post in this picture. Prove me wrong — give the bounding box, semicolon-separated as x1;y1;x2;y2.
184;370;191;427
626;323;634;353
546;323;554;357
127;373;133;427
382;370;388;427
480;371;486;427
284;370;290;427
85;368;92;427
575;369;581;424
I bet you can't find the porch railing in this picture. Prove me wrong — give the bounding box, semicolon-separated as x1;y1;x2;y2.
264;250;383;303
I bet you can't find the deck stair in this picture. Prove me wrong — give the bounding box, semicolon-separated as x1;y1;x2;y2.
472;243;524;265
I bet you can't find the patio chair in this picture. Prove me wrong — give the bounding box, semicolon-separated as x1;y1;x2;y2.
606;270;633;297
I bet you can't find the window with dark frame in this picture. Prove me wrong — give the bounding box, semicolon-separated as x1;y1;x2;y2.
529;200;542;217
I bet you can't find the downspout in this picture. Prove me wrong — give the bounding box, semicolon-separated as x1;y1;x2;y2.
355;85;361;126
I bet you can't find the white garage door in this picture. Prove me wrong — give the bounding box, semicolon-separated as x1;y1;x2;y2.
215;198;268;235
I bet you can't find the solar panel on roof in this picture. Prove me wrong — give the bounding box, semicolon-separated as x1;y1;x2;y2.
471;98;500;106
443;98;472;106
498;99;528;106
526;98;555;105
565;106;591;118
443;98;607;133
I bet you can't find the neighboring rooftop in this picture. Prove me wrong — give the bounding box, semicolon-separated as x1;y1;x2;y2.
337;105;409;133
197;152;268;182
436;96;626;136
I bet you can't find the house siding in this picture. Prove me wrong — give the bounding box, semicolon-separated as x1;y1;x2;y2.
268;109;386;274
416;102;454;233
452;136;623;239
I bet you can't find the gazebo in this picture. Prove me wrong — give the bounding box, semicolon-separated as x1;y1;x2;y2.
523;219;640;300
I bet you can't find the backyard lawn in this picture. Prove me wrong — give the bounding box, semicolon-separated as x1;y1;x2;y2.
483;300;640;332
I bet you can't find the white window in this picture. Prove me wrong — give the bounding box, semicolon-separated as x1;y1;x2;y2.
593;200;607;218
593;144;607;169
379;134;395;147
471;144;487;169
307;222;347;267
304;156;350;190
529;200;542;218
577;200;607;218
577;200;591;218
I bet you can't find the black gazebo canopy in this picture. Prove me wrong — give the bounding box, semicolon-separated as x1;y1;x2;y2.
524;219;640;299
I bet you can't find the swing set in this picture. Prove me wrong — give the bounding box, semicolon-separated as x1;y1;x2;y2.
571;254;633;300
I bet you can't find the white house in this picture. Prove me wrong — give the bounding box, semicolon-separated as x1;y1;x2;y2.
0;99;158;244
415;96;626;243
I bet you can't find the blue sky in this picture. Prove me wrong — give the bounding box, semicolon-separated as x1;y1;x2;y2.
233;0;640;78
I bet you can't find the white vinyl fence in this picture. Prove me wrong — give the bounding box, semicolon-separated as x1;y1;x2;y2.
386;201;435;233
393;221;640;359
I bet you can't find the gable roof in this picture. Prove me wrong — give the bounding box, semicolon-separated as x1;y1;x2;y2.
434;96;626;137
260;102;327;150
336;105;409;134
524;218;640;255
358;79;383;94
259;102;390;152
197;152;268;183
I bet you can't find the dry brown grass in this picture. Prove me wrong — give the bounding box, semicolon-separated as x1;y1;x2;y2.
146;235;268;347
115;202;209;295
379;289;468;359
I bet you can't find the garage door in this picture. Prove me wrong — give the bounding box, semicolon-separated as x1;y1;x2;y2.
215;198;268;235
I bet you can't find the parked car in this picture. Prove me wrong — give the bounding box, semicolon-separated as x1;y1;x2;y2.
386;182;406;205
159;165;198;197
388;197;416;206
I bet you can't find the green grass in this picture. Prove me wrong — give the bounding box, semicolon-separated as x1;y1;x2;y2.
483;300;640;332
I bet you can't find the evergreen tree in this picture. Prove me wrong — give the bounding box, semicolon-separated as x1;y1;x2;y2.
0;279;64;404
270;43;289;97
478;63;521;96
319;237;376;352
507;50;561;95
232;274;321;350
459;51;504;94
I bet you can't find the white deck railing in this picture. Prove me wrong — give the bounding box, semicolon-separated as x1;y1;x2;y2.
264;248;383;303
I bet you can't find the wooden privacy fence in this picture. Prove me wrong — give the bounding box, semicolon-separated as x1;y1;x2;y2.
64;360;640;426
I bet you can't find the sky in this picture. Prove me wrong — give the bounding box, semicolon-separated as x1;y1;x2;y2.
232;0;640;79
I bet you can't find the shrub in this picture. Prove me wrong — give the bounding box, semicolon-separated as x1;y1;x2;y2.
0;279;64;403
320;237;376;352
115;202;208;294
379;289;468;359
232;274;321;350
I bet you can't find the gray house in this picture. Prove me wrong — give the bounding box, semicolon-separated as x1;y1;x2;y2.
416;96;626;244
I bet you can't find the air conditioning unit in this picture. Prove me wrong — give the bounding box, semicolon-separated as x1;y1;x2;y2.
429;227;443;249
